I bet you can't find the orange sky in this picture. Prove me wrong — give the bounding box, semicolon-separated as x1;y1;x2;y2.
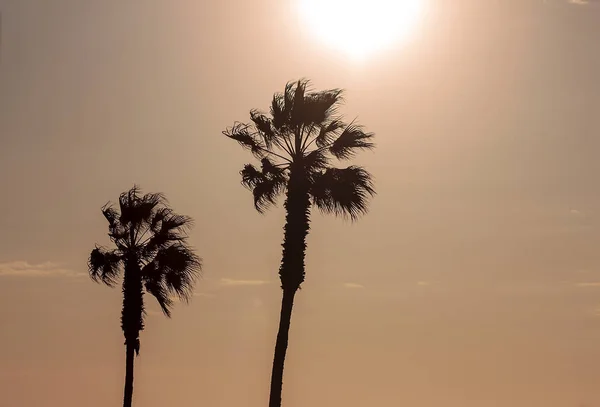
1;1;600;406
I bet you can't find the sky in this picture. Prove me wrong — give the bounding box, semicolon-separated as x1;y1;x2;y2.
1;0;600;406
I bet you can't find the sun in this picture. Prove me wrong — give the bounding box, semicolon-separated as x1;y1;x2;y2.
297;0;425;58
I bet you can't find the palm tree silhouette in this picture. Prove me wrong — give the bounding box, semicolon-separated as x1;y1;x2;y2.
88;186;202;407
224;79;376;407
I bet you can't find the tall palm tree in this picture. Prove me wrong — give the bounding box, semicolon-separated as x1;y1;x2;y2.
88;186;202;407
223;79;376;407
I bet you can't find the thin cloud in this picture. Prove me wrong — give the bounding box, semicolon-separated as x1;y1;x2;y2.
568;0;599;5
343;282;364;289
417;281;432;286
575;282;600;287
0;261;83;278
220;278;270;286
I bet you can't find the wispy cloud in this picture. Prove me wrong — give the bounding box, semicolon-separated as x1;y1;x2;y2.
343;282;364;289
575;282;600;287
568;0;599;5
219;278;270;286
0;261;83;278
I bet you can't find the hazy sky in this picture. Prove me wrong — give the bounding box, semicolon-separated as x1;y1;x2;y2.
1;0;600;406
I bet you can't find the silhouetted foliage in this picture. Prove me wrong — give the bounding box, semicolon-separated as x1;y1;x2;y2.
224;79;376;407
88;186;202;407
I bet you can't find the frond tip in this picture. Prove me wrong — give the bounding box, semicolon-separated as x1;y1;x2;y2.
311;166;375;220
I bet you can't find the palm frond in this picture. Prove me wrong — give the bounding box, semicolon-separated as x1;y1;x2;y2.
118;185;142;227
252;178;286;213
290;79;308;127
240;161;287;213
270;93;287;130
250;110;277;149
146;281;174;317
143;214;192;255
149;207;173;233
160;213;194;235
301;89;344;127
240;163;264;189
223;123;266;158
260;157;285;176
315;119;345;148
154;244;202;302
136;192;166;225
101;204;120;228
102;203;128;246
310;166;375;220
142;262;174;317
303;149;329;172
283;80;298;116
89;246;123;287
329;123;375;160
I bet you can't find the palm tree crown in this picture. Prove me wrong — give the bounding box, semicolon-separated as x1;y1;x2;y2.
89;186;201;332
223;78;375;221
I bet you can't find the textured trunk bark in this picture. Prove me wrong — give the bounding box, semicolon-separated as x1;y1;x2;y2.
268;165;311;407
268;289;296;407
121;252;143;407
123;342;135;407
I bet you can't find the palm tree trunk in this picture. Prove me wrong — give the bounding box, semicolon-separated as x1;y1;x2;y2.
123;342;135;407
268;288;296;407
268;166;311;407
121;256;144;407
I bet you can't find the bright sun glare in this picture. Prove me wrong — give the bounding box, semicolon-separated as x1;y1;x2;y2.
298;0;425;58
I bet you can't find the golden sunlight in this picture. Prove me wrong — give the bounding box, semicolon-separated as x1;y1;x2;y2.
297;0;425;58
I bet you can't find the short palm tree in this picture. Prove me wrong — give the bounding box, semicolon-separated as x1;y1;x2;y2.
88;186;202;407
223;79;376;407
